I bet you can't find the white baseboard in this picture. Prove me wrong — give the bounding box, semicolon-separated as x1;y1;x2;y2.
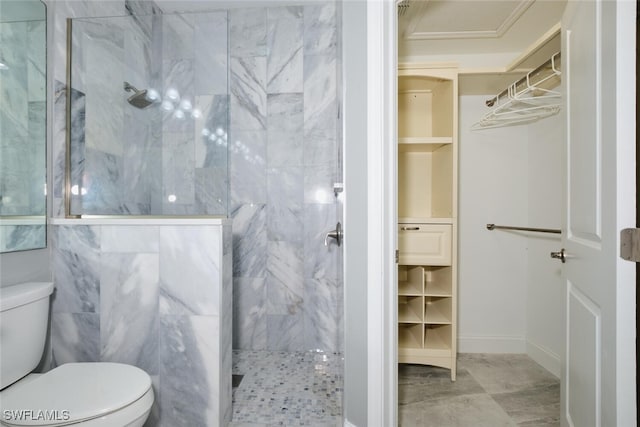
526;340;561;378
344;419;357;427
457;335;527;353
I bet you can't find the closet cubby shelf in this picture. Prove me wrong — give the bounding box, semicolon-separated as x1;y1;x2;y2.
425;282;452;297
424;297;452;324
399;324;423;349
398;296;423;323
398;266;424;296
425;266;453;297
424;325;452;351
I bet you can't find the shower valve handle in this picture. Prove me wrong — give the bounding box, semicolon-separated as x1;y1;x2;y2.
324;222;343;247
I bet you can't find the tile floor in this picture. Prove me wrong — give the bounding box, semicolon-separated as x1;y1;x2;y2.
398;354;560;427
230;350;343;426
229;351;559;427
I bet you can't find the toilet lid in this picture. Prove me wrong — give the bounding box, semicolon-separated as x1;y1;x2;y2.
0;363;151;426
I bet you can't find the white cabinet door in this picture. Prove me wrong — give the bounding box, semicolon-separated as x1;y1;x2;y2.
398;224;452;265
561;1;636;426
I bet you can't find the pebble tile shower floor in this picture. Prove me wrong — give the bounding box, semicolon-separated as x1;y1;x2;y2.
230;350;344;426
229;352;559;427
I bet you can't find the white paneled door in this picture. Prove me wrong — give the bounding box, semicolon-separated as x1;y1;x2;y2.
561;1;636;426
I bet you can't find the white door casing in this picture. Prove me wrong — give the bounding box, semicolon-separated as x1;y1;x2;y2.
561;1;636;426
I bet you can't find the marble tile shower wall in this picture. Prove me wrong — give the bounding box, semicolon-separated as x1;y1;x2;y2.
63;7;228;216
50;223;233;426
229;4;343;353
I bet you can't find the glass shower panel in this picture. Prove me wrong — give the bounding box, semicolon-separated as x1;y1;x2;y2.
68;12;229;216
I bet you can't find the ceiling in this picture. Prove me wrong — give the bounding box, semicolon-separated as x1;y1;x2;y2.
398;0;566;95
398;0;566;67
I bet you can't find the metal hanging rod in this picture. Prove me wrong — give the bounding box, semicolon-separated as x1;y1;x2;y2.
485;52;561;107
486;224;561;234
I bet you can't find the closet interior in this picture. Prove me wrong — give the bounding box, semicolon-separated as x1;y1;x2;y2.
397;0;566;381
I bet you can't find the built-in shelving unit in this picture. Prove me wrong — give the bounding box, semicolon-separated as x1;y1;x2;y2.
397;65;458;380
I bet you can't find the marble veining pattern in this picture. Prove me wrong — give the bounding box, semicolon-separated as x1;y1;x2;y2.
231;3;342;353
100;253;160;374
50;223;232;427
230;131;267;208
303;54;337;133
233;278;267;350
303;277;341;352
303;3;337;57
266;314;304;351
267;167;303;242
51;313;100;366
159;226;221;316
232;204;268;278
51;247;100;313
267;51;303;95
194;12;228;96
0;225;46;253
161;13;195;61
52;80;67;216
160;315;221;427
266;7;303;94
266;241;304;315
231;57;267;131
229;8;267;58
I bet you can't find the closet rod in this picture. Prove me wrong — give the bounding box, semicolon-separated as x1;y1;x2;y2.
486;224;561;234
485;54;560;107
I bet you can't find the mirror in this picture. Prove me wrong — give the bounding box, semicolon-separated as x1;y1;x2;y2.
0;0;47;253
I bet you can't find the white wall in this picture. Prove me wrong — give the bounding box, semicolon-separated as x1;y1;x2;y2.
458;95;529;353
525;113;563;376
0;248;51;287
342;1;368;425
458;95;563;377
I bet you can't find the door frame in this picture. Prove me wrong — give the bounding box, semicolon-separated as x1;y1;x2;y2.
365;0;398;425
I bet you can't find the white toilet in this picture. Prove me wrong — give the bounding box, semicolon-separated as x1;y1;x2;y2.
0;282;154;427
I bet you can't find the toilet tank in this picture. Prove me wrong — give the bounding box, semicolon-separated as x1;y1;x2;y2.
0;282;54;389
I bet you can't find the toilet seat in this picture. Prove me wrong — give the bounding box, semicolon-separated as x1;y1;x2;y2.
0;363;152;426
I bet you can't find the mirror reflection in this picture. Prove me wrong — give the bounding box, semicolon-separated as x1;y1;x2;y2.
0;0;47;253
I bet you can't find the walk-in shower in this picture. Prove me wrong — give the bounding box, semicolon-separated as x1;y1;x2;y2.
66;3;342;425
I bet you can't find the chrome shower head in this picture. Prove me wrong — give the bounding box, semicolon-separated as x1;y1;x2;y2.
124;81;154;109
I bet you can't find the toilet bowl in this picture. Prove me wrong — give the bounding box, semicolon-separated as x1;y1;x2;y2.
0;363;154;427
0;283;154;427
